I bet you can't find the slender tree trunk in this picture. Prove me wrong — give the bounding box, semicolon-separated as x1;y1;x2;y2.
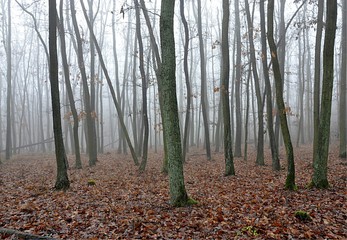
80;0;139;166
221;0;235;176
313;0;324;164
58;0;81;169
180;0;191;163
339;0;346;159
49;0;69;190
70;0;97;167
134;0;149;172
245;0;264;166
197;0;211;160
234;0;242;157
311;0;338;188
5;0;11;160
268;0;296;190
260;0;279;170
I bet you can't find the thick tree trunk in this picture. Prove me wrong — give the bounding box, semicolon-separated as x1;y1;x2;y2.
311;0;338;188
160;0;192;207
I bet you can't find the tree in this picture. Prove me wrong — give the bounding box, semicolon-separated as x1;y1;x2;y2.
339;0;346;159
259;0;280;170
180;0;191;163
49;0;69;190
134;0;149;172
221;0;235;176
234;0;242;157
159;0;193;206
5;0;11;160
267;0;296;190
58;0;82;169
197;0;211;160
244;0;264;166
311;0;338;188
313;0;324;164
70;0;97;167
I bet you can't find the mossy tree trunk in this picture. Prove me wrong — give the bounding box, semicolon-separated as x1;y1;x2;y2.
49;0;69;190
159;0;191;207
311;0;338;189
267;0;295;190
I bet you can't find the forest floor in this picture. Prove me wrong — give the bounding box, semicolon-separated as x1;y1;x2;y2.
0;145;346;239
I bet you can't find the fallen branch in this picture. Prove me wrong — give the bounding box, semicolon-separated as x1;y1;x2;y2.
0;227;59;240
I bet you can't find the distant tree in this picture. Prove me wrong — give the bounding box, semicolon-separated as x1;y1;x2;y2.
244;0;264;166
5;0;11;160
339;0;346;159
134;0;149;172
159;0;193;206
180;0;191;163
49;0;69;190
234;0;242;157
221;0;235;176
70;0;97;167
196;0;211;160
311;0;338;188
267;0;296;190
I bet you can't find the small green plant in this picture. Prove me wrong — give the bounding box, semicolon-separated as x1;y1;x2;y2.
294;210;312;221
87;179;96;186
241;225;259;236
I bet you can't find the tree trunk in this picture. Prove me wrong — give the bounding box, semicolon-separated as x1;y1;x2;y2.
79;0;139;166
339;0;346;159
180;0;191;163
267;0;296;190
260;0;279;170
159;0;192;207
245;0;264;166
5;0;12;160
70;0;97;167
221;0;235;176
58;0;82;169
134;0;149;172
49;0;69;190
197;0;211;160
311;0;338;188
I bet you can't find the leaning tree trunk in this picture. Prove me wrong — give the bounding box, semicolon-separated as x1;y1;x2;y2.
245;0;264;166
311;0;338;189
58;0;82;169
70;0;97;167
260;0;280;170
49;0;69;190
267;0;296;190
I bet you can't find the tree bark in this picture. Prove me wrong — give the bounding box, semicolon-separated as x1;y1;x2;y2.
311;0;338;188
267;0;296;190
339;0;346;159
221;0;235;176
160;0;192;207
49;0;69;190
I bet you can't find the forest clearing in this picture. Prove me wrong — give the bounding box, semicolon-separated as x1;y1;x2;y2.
0;146;346;239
